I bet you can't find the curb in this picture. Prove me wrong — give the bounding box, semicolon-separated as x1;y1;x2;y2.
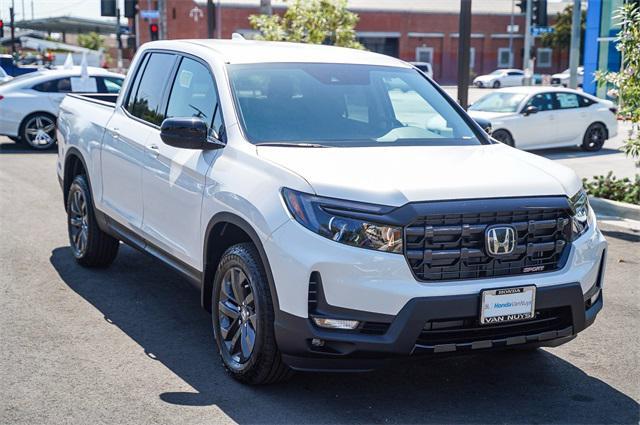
589;196;640;222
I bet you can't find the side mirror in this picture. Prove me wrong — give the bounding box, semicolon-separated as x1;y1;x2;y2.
472;117;492;135
160;117;224;150
522;105;539;116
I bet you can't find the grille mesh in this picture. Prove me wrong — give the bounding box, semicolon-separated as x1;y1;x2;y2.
405;207;572;281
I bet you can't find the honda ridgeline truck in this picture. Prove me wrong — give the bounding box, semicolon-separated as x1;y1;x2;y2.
57;39;606;384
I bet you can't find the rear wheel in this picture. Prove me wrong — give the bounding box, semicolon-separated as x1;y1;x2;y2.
492;129;514;147
492;80;501;89
212;243;292;385
67;175;119;267
582;123;606;152
20;113;57;150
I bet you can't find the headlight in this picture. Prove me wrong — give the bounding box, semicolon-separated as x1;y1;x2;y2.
281;188;403;253
569;189;591;240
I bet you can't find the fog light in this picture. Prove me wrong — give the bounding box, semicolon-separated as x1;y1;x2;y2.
311;338;324;347
312;317;360;330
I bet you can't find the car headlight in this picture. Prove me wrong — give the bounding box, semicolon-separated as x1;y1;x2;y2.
569;189;591;240
281;188;403;253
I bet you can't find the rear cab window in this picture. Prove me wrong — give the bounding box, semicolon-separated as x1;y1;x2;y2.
126;52;177;126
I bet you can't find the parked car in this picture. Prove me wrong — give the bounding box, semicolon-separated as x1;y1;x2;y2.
551;66;584;87
468;86;617;151
0;54;40;77
409;61;433;79
473;69;524;88
0;67;124;149
0;66;12;84
57;39;606;385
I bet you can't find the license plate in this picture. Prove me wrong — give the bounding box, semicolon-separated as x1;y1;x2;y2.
480;286;536;325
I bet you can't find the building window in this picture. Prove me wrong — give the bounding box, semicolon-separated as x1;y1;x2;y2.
497;48;513;68
469;47;476;69
415;46;434;64
537;48;552;68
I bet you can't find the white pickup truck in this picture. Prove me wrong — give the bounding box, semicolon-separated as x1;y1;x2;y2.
57;39;606;385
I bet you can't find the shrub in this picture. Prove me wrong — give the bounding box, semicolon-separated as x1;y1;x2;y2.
583;172;640;205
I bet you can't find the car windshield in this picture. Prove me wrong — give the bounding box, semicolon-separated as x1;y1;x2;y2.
227;63;481;147
490;70;504;75
469;92;526;113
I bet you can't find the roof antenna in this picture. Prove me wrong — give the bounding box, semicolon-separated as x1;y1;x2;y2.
231;33;246;41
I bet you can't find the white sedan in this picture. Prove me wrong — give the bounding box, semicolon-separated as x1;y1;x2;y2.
551;66;584;87
0;66;11;84
0;67;124;149
473;69;524;88
468;87;618;151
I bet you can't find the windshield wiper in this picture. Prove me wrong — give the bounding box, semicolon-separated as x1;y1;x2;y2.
256;142;329;148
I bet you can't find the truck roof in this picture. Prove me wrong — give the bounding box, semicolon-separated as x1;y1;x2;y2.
143;39;411;68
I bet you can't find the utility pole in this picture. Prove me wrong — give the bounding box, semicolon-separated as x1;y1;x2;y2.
158;0;167;39
116;6;123;71
523;0;533;85
260;0;272;15
568;0;581;89
508;0;515;67
457;0;472;109
207;0;215;38
30;0;33;19
10;0;15;55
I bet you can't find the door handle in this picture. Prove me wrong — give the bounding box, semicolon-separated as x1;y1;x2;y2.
110;128;120;139
146;144;160;158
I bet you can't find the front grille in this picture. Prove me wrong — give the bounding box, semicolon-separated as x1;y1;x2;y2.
405;207;572;281
415;307;573;351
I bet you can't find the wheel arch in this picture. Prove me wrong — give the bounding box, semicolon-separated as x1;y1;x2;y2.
202;212;280;315
63;147;91;210
18;110;57;136
492;128;515;147
588;121;609;139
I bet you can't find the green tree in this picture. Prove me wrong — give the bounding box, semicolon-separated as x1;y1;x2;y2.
249;0;363;49
541;4;586;64
77;32;105;51
596;3;640;163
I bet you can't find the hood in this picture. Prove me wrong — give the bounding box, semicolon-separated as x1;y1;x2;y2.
474;75;496;82
257;143;581;206
467;110;517;121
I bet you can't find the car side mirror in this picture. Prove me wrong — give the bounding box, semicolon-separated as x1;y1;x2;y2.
160;117;224;150
522;105;539;116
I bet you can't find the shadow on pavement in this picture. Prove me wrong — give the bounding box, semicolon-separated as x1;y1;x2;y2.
533;146;621;160
50;245;639;424
0;140;57;154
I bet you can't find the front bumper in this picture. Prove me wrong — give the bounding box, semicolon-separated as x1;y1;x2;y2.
276;277;604;371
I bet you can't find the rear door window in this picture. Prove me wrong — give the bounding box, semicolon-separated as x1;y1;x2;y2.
33;77;72;93
127;53;177;126
554;92;580;109
98;77;124;93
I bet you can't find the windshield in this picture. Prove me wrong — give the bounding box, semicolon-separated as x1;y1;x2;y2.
490;70;504;75
227;63;481;147
469;92;526;113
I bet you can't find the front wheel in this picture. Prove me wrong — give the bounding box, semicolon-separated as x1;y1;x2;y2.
212;243;292;385
492;129;514;147
582;123;606;152
492;80;501;89
67;175;119;267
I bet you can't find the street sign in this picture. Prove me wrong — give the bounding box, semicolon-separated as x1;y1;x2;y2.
140;10;160;19
531;26;554;36
507;24;520;33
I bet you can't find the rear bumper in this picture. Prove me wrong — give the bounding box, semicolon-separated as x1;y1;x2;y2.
275;277;604;371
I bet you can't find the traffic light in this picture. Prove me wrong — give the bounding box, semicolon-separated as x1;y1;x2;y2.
516;0;527;14
0;20;4;38
124;0;138;18
149;23;159;41
101;0;116;17
532;0;548;27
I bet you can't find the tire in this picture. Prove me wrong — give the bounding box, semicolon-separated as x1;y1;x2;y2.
19;112;57;150
492;80;501;89
212;243;292;385
67;175;119;267
492;129;514;147
582;123;606;152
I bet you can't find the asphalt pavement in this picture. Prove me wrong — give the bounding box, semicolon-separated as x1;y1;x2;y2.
1;138;639;424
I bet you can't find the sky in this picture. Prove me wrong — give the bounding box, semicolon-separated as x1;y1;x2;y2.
0;0;113;21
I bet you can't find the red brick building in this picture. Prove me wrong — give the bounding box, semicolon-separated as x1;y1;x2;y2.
133;0;572;84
